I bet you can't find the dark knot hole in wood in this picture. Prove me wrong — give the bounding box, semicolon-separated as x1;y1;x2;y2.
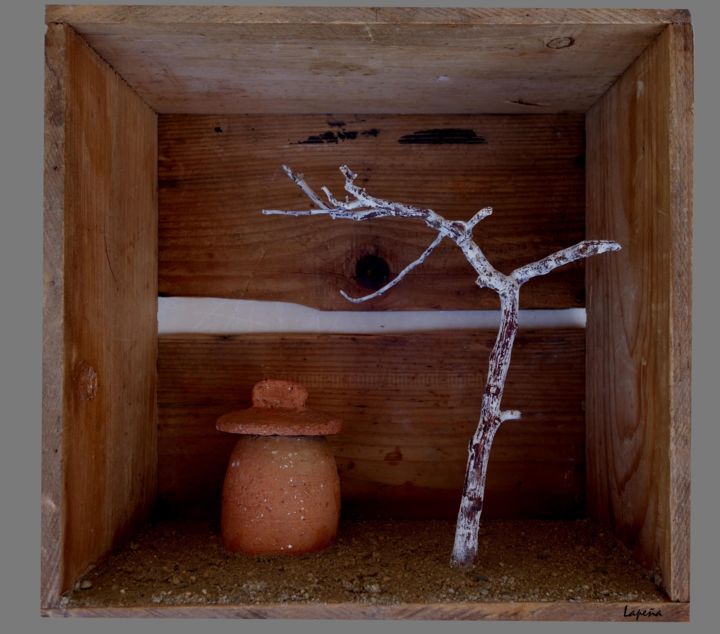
355;254;390;290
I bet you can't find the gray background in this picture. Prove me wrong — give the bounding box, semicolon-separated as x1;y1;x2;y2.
0;0;716;631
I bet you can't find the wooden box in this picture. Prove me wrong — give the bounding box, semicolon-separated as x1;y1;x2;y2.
42;6;692;621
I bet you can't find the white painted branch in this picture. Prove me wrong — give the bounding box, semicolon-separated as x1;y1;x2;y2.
466;207;493;231
263;164;620;569
281;164;329;210
499;410;522;422
512;240;621;285
263;165;438;225
320;185;339;207
340;233;445;304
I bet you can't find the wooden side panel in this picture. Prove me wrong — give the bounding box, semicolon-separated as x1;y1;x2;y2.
64;23;665;115
46;6;691;26
157;330;585;519
586;24;692;601
44;7;686;115
42;24;159;603
42;23;67;611
159;114;585;309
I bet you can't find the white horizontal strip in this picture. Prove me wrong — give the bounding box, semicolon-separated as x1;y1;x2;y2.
158;298;586;334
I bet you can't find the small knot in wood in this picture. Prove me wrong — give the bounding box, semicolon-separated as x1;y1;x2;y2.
546;36;575;49
74;360;98;401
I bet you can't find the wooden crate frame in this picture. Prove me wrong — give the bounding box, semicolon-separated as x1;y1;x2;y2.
42;6;692;620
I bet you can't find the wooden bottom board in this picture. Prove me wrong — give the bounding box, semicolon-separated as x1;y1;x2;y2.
47;602;687;621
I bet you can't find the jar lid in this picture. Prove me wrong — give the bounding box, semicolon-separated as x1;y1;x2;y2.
216;379;342;436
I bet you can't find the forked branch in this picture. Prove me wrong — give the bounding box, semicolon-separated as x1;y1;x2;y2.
263;164;621;567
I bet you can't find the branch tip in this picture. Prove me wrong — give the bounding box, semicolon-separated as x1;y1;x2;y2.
321;185;339;206
339;164;356;180
512;239;623;285
339;289;362;303
467;207;493;228
499;410;522;423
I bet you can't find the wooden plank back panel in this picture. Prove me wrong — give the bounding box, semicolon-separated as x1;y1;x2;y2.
159;114;585;309
157;330;585;519
42;25;158;603
586;24;692;601
44;7;682;114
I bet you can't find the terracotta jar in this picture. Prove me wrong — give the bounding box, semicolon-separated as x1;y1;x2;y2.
216;380;342;555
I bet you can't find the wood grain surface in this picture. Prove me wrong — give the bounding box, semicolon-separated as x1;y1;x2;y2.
46;6;691;26
44;600;688;621
157;330;585;519
42;24;158;604
42;22;67;611
159;114;585;309
45;6;686;114
586;24;692;602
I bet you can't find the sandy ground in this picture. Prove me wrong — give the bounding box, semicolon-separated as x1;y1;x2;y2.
64;517;665;608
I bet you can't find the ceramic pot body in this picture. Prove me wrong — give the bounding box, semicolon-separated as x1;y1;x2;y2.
221;435;341;555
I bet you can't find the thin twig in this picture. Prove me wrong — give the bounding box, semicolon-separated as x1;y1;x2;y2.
340;233;445;304
281;164;328;210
